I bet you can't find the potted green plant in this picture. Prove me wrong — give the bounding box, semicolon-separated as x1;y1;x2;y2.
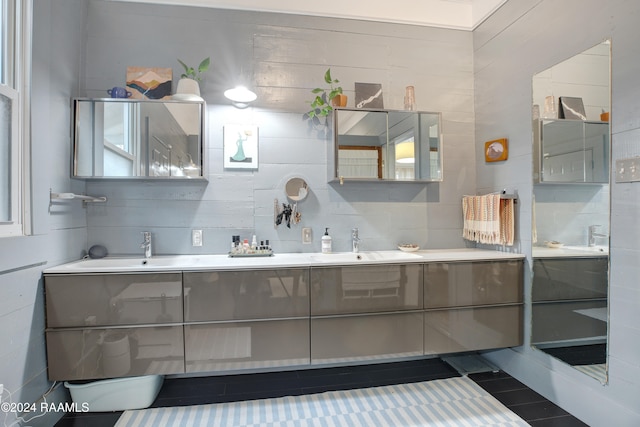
174;57;210;101
307;68;347;120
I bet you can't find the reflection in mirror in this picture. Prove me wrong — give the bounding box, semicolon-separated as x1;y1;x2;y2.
334;109;442;182
285;177;309;201
73;98;205;179
531;40;610;383
534;119;609;183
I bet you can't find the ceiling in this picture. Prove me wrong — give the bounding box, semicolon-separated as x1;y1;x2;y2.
121;0;508;30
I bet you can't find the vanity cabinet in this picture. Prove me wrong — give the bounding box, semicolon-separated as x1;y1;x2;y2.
44;255;524;380
309;264;424;364
44;273;185;381
531;257;608;345
423;261;524;354
182;269;310;372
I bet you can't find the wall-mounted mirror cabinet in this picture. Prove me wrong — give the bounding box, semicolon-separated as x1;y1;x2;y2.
73;98;206;179
534;118;609;183
332;108;442;182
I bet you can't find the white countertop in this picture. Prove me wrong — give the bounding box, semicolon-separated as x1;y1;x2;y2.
43;248;525;274
532;245;608;258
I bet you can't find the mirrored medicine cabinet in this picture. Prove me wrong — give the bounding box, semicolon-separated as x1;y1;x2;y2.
533;118;609;184
72;98;206;179
332;108;443;182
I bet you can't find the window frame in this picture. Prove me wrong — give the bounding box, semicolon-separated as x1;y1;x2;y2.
0;0;30;238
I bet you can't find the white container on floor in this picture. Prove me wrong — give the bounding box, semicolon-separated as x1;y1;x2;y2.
64;375;164;412
101;333;131;377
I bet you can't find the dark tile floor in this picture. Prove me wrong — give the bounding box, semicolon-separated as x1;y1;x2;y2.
539;343;606;366
56;358;588;426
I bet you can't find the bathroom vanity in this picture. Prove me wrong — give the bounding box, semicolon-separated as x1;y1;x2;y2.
44;249;524;381
531;247;608;351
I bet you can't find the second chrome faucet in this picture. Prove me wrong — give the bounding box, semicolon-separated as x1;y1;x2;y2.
588;225;608;247
141;231;152;258
352;228;361;253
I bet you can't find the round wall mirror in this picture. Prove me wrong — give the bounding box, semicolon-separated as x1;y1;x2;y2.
285;177;308;201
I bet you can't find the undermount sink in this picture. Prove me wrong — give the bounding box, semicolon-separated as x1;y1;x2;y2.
45;251;427;273
310;251;422;264
533;245;609;258
64;255;201;270
563;245;608;254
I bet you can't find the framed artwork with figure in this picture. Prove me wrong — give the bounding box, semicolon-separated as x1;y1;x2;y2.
223;124;259;169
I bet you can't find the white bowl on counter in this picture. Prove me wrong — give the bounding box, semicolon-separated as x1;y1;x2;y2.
398;244;420;252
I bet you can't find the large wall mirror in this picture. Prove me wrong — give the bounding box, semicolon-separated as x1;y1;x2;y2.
531;40;611;383
333;108;442;182
73;98;205;179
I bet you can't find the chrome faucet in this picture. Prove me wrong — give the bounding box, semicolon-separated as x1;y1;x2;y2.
588;225;608;247
140;231;152;258
352;228;361;253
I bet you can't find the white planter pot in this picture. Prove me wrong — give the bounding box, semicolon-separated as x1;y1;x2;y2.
173;78;203;101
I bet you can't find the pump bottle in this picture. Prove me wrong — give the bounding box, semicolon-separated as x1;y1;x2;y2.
321;228;332;253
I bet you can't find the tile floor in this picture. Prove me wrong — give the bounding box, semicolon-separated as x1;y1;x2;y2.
55;358;587;426
539;343;606;366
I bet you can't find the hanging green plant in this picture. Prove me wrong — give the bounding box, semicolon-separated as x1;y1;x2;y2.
307;68;344;119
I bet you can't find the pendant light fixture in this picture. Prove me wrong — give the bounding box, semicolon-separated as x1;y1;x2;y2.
224;85;257;109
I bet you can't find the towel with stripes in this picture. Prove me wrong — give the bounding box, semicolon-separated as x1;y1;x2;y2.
462;194;514;246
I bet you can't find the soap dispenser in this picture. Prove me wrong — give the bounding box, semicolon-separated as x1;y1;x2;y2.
321;228;332;253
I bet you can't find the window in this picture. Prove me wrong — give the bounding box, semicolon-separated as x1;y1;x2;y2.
0;0;29;237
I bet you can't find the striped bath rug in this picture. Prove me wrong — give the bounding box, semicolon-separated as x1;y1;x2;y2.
115;376;528;427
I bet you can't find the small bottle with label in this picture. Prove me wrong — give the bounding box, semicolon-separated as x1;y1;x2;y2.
321;228;332;254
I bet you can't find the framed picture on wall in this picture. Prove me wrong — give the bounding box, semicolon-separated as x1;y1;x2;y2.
355;82;384;109
484;138;508;162
223;124;259;169
558;96;586;120
126;66;172;99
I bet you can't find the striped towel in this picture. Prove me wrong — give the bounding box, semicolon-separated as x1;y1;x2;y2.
500;197;515;246
463;194;514;246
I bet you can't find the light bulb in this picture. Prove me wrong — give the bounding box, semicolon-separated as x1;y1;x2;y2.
224;86;257;103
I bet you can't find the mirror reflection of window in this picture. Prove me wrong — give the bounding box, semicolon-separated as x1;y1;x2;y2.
338;146;382;179
394;133;415;180
103;103;137;176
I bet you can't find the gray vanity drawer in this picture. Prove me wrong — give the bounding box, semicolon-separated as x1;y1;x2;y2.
46;325;184;381
184;319;310;373
310;264;423;316
531;300;607;344
424;260;523;309
184;269;309;322
45;273;183;328
424;305;523;354
310;312;423;364
532;258;608;302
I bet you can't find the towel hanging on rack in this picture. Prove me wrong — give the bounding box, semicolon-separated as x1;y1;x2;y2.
462;194;514;246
